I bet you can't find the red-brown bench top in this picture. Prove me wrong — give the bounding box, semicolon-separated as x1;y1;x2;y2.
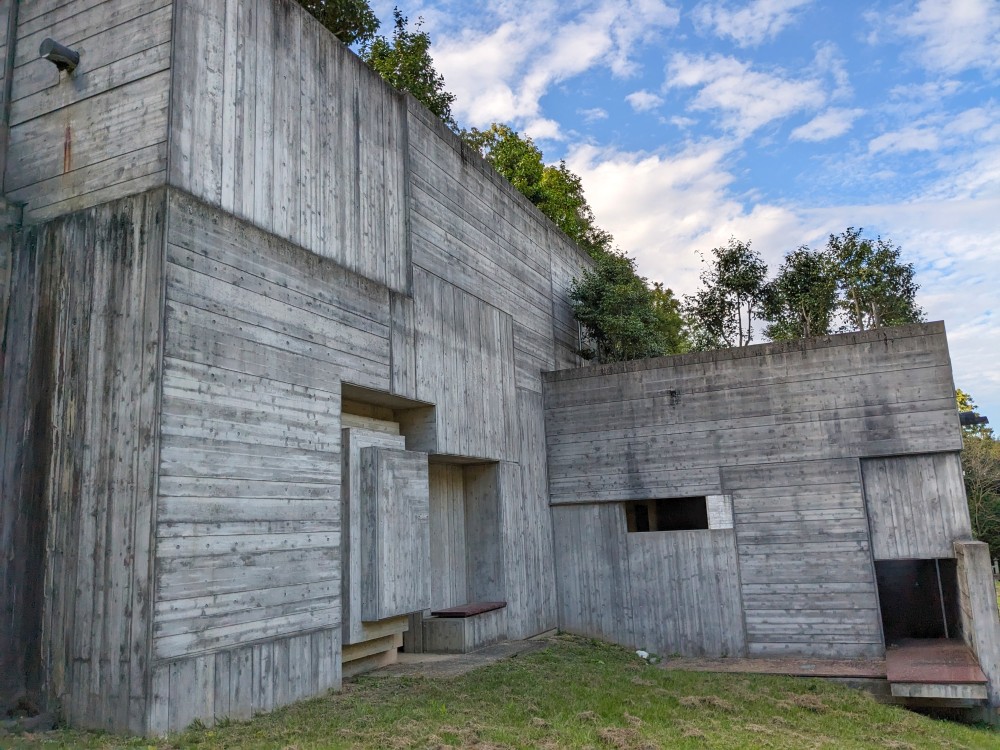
429;601;507;618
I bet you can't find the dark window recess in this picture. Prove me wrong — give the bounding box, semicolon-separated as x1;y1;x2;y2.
624;497;709;532
875;559;960;644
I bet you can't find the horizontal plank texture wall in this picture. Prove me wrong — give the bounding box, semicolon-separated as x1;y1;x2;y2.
168;0;409;293
0;192;165;730
862;453;973;559
406;103;590;395
722;459;883;658
3;0;172;220
151;188;398;727
543;324;961;505
543;324;967;659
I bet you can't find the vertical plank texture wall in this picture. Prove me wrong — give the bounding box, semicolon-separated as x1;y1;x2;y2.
862;453;973;559
0;191;165;730
168;0;409;294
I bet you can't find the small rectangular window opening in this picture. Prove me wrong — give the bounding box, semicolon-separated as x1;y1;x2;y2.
624;497;709;532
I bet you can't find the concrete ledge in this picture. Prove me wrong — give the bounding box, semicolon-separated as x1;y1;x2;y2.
891;682;988;702
422;607;508;654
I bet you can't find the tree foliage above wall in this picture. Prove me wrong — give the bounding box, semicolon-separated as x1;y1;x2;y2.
362;9;457;130
763;247;838;341
685;228;925;351
685;239;768;349
296;0;380;46
569;253;681;363
828;227;923;332
957;389;1000;561
462;125;614;258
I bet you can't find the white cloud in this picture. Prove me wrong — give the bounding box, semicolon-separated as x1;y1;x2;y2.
866;104;1000;196
566;138;1000;420
626;90;665;112
790;107;864;142
523;117;564;142
692;0;813;47
579;107;609;123
868;126;940;155
666;53;827;135
886;0;1000;74
565;139;807;293
427;0;680;128
811;41;852;100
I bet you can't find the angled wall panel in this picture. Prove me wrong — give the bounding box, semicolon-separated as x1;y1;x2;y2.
360;447;431;621
862;453;973;560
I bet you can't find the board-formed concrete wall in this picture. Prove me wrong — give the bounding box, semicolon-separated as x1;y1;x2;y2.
0;191;165;728
4;0;993;734
542;324;971;660
2;0;172;221
0;0;591;733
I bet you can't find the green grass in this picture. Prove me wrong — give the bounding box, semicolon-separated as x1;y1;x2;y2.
4;636;997;749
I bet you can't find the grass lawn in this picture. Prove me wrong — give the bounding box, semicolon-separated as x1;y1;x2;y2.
3;636;997;750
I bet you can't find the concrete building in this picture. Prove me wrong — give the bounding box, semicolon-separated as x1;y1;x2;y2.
2;0;998;734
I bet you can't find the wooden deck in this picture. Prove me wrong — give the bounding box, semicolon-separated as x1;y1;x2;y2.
660;655;886;679
886;640;987;685
662;639;990;706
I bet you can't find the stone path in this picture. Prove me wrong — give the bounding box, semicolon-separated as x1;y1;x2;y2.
361;638;552;680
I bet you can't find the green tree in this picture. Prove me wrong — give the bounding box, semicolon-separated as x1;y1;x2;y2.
570;253;676;363
462;124;613;258
685;238;768;349
958;391;1000;558
763;247;837;341
827;227;923;332
651;282;690;354
462;124;545;203
296;0;380;46
538;161;614;258
363;8;457;129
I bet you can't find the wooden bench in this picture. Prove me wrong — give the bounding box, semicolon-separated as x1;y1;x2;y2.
423;601;508;653
430;601;507;618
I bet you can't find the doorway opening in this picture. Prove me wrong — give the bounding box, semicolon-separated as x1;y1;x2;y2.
874;558;960;645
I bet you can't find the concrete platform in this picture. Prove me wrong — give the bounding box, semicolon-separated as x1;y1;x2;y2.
365;639;549;679
422;606;508;654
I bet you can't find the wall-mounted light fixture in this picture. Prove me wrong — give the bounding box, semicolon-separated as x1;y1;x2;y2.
39;38;80;74
959;411;990;428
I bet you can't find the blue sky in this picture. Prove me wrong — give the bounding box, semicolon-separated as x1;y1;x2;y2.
373;0;1000;422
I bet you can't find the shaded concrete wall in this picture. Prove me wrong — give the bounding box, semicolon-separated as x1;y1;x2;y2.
543;325;970;660
1;0;592;733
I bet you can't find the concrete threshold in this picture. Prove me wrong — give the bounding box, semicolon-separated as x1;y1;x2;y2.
357;639;551;680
